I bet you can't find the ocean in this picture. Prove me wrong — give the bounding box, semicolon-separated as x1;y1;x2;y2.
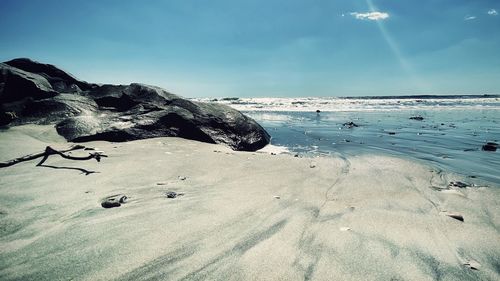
196;95;500;185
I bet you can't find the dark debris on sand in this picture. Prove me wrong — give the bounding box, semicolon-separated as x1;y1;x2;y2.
166;191;185;198
342;121;359;129
482;142;498;152
409;116;424;121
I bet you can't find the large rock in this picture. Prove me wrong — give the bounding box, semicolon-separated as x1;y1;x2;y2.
4;58;93;92
0;58;270;151
0;63;58;103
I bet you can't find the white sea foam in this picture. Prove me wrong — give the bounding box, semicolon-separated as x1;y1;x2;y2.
192;96;500;112
257;144;290;154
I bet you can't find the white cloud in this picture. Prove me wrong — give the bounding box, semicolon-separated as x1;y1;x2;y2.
464;15;477;21
350;12;389;21
487;9;498;16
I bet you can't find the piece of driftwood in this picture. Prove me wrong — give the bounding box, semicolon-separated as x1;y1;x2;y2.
0;145;107;174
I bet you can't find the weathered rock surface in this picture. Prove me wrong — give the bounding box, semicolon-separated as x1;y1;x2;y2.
0;58;270;151
4;58;93;92
0;63;58;103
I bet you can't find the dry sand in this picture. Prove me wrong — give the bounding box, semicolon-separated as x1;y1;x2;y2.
0;125;499;281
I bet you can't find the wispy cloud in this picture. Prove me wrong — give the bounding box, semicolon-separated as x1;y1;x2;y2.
487;9;498;16
350;11;389;21
464;15;477;21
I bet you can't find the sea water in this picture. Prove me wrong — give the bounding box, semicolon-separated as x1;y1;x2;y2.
197;95;500;185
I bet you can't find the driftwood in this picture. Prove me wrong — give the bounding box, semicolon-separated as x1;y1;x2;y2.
0;145;107;175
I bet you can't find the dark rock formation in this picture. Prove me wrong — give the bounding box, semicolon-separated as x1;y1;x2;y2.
0;63;58;103
166;191;184;198
0;58;270;151
4;58;93;92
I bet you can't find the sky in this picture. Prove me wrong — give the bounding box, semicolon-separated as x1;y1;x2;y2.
1;0;499;97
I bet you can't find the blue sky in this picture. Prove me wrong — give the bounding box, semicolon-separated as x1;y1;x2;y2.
1;0;499;97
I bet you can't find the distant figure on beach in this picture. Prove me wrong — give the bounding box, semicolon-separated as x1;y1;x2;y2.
315;110;321;123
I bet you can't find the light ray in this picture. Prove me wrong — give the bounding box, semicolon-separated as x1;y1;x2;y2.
366;0;432;93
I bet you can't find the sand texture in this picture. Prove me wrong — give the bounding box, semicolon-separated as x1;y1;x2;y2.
0;125;499;281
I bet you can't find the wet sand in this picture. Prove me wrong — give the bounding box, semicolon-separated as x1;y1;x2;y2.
0;125;499;281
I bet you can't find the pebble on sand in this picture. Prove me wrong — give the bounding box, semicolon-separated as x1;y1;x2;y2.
166;191;184;198
101;194;128;208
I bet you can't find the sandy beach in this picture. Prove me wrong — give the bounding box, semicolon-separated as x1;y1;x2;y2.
0;125;499;280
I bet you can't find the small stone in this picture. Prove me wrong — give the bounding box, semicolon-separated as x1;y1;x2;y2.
166;191;178;198
178;176;187;181
274;195;280;199
101;201;121;208
101;194;127;208
157;182;167;185
340;227;351;231
166;191;184;198
388;132;396;135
